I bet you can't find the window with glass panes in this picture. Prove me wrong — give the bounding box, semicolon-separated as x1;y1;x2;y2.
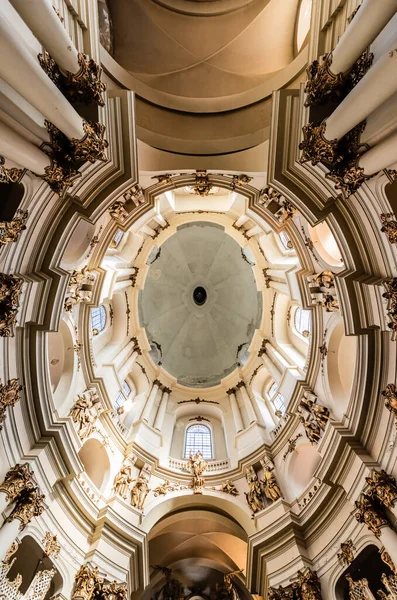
294;307;311;336
113;229;124;247
279;231;292;250
267;382;286;414
184;424;213;459
91;306;106;332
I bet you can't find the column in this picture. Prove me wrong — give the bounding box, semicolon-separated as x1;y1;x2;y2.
0;518;20;563
236;382;257;424
141;380;160;423
0;464;35;516
354;494;397;567
234;215;249;228
246;225;262;238
154;388;171;431
141;224;157;237
154;213;168;227
226;388;243;433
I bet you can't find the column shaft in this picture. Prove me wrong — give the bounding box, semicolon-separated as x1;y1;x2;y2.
238;385;257;424
380;526;397;567
0;519;20;563
326;35;397;141
261;352;283;384
331;0;397;74
141;383;160;423
358;128;397;174
0;119;50;173
10;0;80;74
154;391;170;431
0;1;84;140
229;392;243;433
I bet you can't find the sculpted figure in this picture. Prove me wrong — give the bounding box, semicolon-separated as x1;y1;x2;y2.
70;394;97;439
222;480;239;496
300;395;330;430
320;294;339;312
154;480;172;496
72;564;102;600
299;415;321;444
366;470;397;509
188;451;207;494
244;469;264;514
310;270;335;289
109;200;129;221
113;463;133;500
261;466;282;502
131;473;150;510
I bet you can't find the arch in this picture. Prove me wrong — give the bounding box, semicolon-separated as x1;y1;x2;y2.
295;0;312;52
184;423;213;460
287;442;321;498
78;438;111;492
61;219;96;269
325;319;357;419
91;305;107;334
47;319;76;411
334;544;392;600
308;222;344;268
293;306;311;339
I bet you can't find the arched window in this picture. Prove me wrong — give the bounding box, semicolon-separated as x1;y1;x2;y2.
114;380;132;413
267;382;286;416
294;307;311;337
91;305;107;334
184;424;213;459
111;229;124;248
279;231;293;250
296;0;313;52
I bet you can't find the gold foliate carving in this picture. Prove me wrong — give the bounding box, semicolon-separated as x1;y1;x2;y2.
261;465;282;502
299;121;339;166
295;569;322;600
0;163;24;184
337;540;355;566
382;383;397;422
0;463;35;502
346;574;372;599
39;49;106;106
381;213;397;244
152;173;173;184
71;120;108;163
192;171;213;197
366;470;397;509
0;273;22;338
72;564;103;600
383;278;397;334
42;532;61;559
354;493;388;537
109;200;129;222
283;433;303;460
101;580;128;600
380;549;396;573
40;157;81;194
230;174;253;189
325;158;369;198
4;540;20;564
0;210;28;246
310;270;335;289
0;378;23;431
8;487;46;531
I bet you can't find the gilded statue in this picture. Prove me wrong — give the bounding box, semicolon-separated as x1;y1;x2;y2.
382;383;397;419
244;468;264;514
354;494;388;537
113;463;133;500
222;480;239;496
8;486;46;530
70;393;98;439
261;466;282;502
337;540;355;567
299;415;322;445
310;270;335;289
187;451;207;494
0;378;23;431
296;570;322;600
0;210;28;246
365;470;397;509
152;565;184;600
154;480;172;496
131;473;150;510
380;213;397;245
214;570;243;600
300;393;330;431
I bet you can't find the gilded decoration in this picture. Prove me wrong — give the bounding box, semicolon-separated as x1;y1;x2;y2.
299;392;330;432
71;120;108;163
72;564;103;600
380;549;396;573
214;570;243;600
283;433;303;460
0;378;23;431
113;462;133;500
221;480;239;496
0;162;24;185
382;383;397;422
0;463;36;502
152;566;184;600
4;540;20;564
295;569;322;600
309;271;335;289
64;266;95;311
337;540;356;567
258;186;282;205
8;487;46;531
109;199;129;222
299;414;321;445
244;467;265;514
100;581;128;600
230;174;253;189
70;390;100;439
312;293;339;312
191;171;213;196
261;465;282;502
0;210;28;246
325;157;370;198
380;572;397;599
299;121;339;167
0;273;22;337
354;493;388;537
42;532;61;559
40;157;80;194
187;450;207;494
304;50;373;107
365;470;397;509
345;574;372;600
382;278;397;334
38;49;106;106
131;469;151;510
381;213;397;245
152;173;173;185
123;184;146;207
275;199;296;223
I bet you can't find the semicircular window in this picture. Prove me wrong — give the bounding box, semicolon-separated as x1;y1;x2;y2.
184;424;213;460
91;305;107;334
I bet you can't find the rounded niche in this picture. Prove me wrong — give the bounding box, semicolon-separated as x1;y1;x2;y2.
48;319;75;409
326;320;357;418
79;438;111;492
61;220;96;269
288;442;321;498
308;222;344;268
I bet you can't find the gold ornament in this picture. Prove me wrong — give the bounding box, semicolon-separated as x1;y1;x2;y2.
4;540;20;564
244;467;265;514
380;548;396;573
0;210;28;246
221;480;239;496
8;487;46;531
382;383;397;422
72;564;103;600
42;532;61;559
71;120;108;163
380;213;397;244
337;540;355;566
299;121;339;166
130;471;150;510
191;171;213;196
261;466;282;502
295;569;322;600
0;378;23;431
0;463;36;503
354;493;388;537
310;271;335;289
366;470;397;509
70;390;99;439
187;450;207;494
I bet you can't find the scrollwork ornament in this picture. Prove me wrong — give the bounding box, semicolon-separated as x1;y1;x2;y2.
72;564;103;600
296;569;322;600
382;383;397;422
325;158;370;197
8;487;46;531
354;493;388;537
42;532;61;559
0;378;23;431
40;157;81;194
380;548;396;573
4;540;20;564
365;470;397;509
0;163;24;184
0;463;35;502
299;121;339;166
337;540;355;566
0;210;28;246
71;120;108;163
304;52;345;107
380;213;397;244
101;580;129;600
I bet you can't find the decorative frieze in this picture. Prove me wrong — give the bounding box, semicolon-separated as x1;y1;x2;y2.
0;378;23;431
38;50;106;106
0;210;28;246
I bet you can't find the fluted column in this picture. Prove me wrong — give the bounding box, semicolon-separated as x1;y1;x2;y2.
154;388;171;431
0;487;45;563
226;388;243;433
236;381;257;424
0;1;85;140
141;380;160;423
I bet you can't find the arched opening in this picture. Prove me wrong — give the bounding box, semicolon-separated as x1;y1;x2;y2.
184;424;213;460
326;321;357;419
0;181;25;220
6;535;62;600
78;438;111;493
335;544;392;600
47;319;75;410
